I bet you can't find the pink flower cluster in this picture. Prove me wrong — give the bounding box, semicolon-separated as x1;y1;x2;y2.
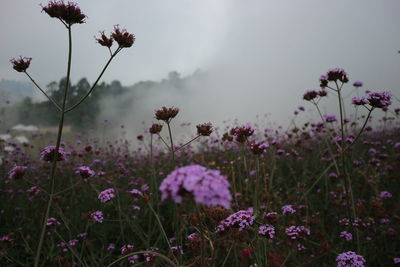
8;165;27;180
216;210;254;233
90;211;104;223
160;164;232;209
40;145;67;162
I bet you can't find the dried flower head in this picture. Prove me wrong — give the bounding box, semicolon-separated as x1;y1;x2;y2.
196;123;213;136
155;106;179;122
111;25;135;48
250;141;269;155
75;166;95;179
41;1;86;25
95;31;113;48
160;164;232;209
149;123;163;134
230;125;255;143
10;56;32;72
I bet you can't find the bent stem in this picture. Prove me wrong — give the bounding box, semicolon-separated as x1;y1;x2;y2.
34;26;73;267
24;71;62;111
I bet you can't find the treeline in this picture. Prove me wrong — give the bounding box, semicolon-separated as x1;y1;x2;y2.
11;71;200;130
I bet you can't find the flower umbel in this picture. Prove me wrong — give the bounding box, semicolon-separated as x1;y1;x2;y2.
160;164;232;209
111;25;135;48
41;1;86;25
10;57;32;72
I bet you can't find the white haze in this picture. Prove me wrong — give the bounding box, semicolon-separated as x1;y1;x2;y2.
1;0;399;136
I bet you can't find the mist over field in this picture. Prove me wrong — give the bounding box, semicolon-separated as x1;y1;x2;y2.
1;0;399;135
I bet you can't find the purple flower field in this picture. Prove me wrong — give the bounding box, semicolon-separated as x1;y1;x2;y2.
1;1;400;266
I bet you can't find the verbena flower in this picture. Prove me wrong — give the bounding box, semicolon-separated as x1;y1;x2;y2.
336;251;366;267
258;225;275;238
340;231;353;241
98;188;115;203
352;97;369;106
46;217;61;227
196;123;213;136
40;145;67;162
230;125;255;143
325;114;337;123
326;68;349;83
75;166;95;179
216;210;254;232
366;91;392;109
95;31;113;48
250;141;269;155
41;1;86;25
281;205;296;215
380;191;392;199
149;123;163;134
10;56;32;72
285;225;310;240
90;211;104;223
155;106;179;122
8;165;27;180
160;164;232;209
111;25;135;48
353;81;363;87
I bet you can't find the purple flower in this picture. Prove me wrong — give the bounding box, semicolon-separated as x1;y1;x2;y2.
258;225;275;238
41;1;86;25
352;97;369;106
40;145;66;162
8;165;27;180
340;231;353;241
10;56;32;72
380;191;392;199
281;205;296;215
46;217;61;227
98;188;115;203
303;90;319;101
160;164;232;209
366;91;392;109
121;244;134;254
325;114;337;123
336;251;366;267
75;166;95;179
394;258;400;264
250;141;269;155
326;68;349;83
90;211;104;223
285;225;310;240
216;210;254;232
230;125;255;143
353;81;363;87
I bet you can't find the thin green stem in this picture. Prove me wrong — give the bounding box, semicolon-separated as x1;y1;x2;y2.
167;122;175;160
174;135;200;152
34;26;73;267
24;72;62;111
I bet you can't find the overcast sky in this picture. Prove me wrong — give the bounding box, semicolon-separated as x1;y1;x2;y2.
1;0;400;126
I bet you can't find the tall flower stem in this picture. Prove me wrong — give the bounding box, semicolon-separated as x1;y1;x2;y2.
167;122;175;160
34;26;73;267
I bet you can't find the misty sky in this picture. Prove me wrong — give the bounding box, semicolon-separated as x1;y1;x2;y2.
1;0;400;126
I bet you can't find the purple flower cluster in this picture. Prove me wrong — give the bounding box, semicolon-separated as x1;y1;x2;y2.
98;188;115;203
336;251;366;267
40;145;67;162
285;225;310;240
353;81;363;87
303;90;327;101
90;211;104;223
160;164;232;209
366;91;391;109
325;114;337;123
258;225;275;238
8;165;27;180
340;231;353;241
230;125;255;142
281;204;296;215
320;68;349;88
75;166;95;179
216;210;254;233
46;217;61;227
352;97;369;106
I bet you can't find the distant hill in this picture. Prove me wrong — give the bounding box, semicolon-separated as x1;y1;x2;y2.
0;79;42;106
